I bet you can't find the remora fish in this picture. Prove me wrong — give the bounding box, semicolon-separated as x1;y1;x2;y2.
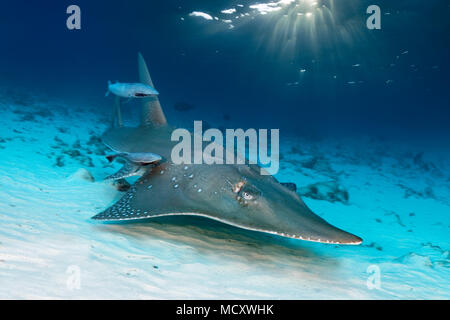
92;53;362;245
106;81;159;98
105;151;162;181
106;152;162;164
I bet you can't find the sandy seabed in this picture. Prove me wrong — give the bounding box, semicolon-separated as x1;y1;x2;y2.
0;89;448;299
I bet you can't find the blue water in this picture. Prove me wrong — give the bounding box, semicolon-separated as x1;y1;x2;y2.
1;0;448;141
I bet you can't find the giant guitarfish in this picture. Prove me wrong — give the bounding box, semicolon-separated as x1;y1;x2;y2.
92;53;362;245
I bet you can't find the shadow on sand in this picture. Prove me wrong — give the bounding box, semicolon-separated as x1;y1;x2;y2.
91;215;344;270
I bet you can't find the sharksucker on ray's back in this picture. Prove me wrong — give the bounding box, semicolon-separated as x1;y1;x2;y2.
92;52;363;246
105;151;162;181
106;152;162;164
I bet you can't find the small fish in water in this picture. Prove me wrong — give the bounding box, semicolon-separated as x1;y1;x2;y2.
105;81;159;98
106;152;162;165
105;152;162;181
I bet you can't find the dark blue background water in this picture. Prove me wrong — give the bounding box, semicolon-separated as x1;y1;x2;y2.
0;0;448;142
